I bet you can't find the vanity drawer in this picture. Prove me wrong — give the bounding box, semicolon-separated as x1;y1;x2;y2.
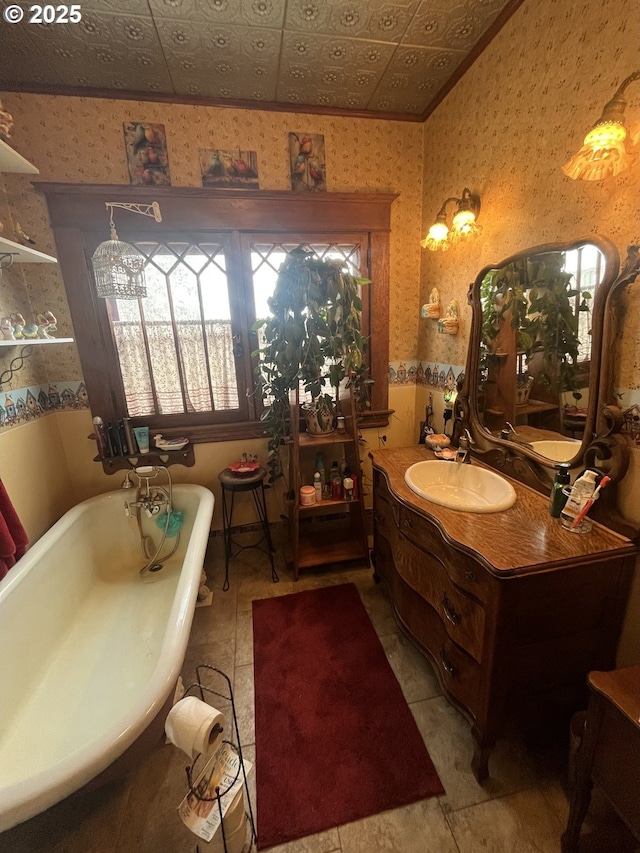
398;505;491;601
373;493;399;541
391;570;480;713
395;533;486;663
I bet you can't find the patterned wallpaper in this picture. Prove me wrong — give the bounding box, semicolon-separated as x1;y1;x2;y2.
0;95;424;407
418;0;640;405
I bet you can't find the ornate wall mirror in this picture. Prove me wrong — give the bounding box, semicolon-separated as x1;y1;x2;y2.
462;236;621;470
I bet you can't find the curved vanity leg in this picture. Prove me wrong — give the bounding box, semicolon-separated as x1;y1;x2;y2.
470;727;494;783
370;548;382;583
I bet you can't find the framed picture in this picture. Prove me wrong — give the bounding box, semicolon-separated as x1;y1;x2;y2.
123;122;171;186
199;149;259;189
288;132;326;192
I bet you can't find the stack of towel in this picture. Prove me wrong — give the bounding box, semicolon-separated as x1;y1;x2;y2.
0;479;28;581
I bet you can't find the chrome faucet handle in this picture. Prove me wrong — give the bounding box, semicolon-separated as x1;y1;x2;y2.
463;428;475;444
505;421;518;435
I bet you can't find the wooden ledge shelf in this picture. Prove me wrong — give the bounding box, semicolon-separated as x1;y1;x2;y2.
94;446;195;474
288;431;354;447
296;496;363;512
296;529;369;569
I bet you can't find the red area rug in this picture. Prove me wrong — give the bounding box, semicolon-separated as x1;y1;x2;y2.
252;583;444;849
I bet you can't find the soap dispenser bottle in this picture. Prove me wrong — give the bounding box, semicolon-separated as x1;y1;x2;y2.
549;464;571;518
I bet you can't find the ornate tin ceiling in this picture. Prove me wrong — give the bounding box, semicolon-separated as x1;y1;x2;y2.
0;0;521;119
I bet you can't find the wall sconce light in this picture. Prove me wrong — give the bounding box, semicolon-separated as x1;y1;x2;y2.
91;201;162;299
562;70;640;181
420;188;481;251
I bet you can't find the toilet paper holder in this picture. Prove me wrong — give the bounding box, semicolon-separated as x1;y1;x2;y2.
181;664;257;853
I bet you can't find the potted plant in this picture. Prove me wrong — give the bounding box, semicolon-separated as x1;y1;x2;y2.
301;395;336;435
253;248;371;482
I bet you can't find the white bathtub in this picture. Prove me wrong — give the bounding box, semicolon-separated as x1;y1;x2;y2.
0;482;214;831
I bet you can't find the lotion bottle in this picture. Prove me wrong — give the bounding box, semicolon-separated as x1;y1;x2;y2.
549;464;571;518
313;471;322;502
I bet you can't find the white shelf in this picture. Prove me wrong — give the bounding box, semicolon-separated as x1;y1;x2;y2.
0;235;57;263
0;139;39;174
0;338;74;347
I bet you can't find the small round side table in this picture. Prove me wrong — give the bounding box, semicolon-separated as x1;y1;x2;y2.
218;466;278;592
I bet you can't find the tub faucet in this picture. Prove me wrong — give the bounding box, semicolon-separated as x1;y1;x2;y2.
123;465;171;518
456;430;475;464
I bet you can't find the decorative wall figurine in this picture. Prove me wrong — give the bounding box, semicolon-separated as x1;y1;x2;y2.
438;300;459;335
421;287;441;319
123;122;171;186
199;149;259;189
10;313;25;339
0;100;13;140
37;311;57;338
1;316;14;340
289;132;326;192
15;222;36;246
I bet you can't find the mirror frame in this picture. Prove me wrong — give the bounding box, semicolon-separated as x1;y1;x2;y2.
461;235;622;473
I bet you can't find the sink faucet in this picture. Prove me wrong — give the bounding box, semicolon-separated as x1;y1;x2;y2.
456;429;475;464
500;422;519;440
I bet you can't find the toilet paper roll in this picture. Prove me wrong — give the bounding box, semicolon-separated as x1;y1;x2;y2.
165;697;225;759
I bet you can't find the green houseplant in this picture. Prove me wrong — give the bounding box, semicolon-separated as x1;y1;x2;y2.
480;251;589;400
254;248;371;483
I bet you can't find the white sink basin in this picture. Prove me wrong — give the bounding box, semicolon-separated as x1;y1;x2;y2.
528;439;581;462
404;460;516;513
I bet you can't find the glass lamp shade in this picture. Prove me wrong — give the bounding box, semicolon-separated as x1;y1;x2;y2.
451;208;481;241
421;220;450;251
91;233;147;299
562;120;630;181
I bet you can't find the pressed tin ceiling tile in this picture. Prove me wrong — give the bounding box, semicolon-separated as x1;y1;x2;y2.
284;0;420;43
384;44;466;78
0;26;66;86
0;0;521;118
63;0;151;11
403;2;499;50
148;0;286;28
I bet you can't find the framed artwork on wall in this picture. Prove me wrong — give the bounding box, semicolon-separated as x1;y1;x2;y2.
123;122;171;186
199;149;259;189
288;132;326;192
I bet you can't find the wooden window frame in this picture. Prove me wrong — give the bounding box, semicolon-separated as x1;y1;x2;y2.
40;184;396;441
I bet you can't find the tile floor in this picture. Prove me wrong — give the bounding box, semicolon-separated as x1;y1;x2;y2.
2;527;637;853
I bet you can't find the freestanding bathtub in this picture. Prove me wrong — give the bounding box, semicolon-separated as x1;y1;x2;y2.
0;482;214;831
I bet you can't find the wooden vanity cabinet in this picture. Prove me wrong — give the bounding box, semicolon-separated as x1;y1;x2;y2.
370;448;636;782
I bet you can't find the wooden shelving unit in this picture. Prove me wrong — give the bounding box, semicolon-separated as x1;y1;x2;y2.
287;385;369;580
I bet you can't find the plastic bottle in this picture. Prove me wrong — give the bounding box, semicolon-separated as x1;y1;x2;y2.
92;416;110;458
549;464;571;518
313;472;322;502
560;470;598;530
315;452;325;485
329;461;342;499
343;476;354;500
